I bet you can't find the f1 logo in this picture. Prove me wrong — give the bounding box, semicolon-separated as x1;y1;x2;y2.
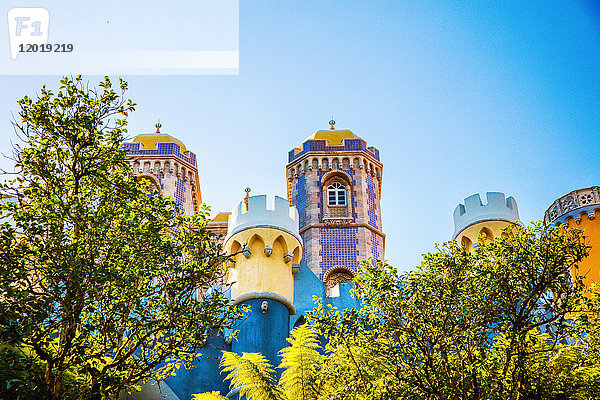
7;8;49;60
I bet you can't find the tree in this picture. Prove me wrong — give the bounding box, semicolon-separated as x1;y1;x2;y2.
307;223;598;400
195;324;324;400
0;76;242;400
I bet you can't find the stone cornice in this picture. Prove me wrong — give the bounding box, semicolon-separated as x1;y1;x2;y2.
300;222;385;238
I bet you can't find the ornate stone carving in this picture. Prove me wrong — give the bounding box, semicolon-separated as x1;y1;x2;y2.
264;245;273;257
325;269;354;297
560;196;577;212
323;218;352;227
545;186;600;225
579;192;594;205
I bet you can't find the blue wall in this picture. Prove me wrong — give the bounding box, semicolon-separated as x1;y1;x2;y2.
163;330;231;399
231;297;291;368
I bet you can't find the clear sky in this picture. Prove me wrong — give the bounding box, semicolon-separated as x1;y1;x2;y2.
1;1;599;271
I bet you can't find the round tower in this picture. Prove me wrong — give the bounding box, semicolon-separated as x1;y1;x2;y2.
122;123;202;215
453;192;520;251
545;186;600;286
223;195;303;364
286;121;385;289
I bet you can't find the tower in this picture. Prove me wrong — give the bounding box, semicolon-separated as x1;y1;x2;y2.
453;192;520;250
545;186;600;286
122;123;202;216
223;195;303;364
286;122;384;290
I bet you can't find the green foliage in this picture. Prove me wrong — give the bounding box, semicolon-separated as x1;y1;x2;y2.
194;223;600;399
196;324;323;400
220;352;284;400
191;391;228;400
0;76;242;400
278;322;323;399
307;223;599;400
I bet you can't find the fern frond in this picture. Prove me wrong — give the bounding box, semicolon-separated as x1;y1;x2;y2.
220;351;284;400
278;324;323;400
192;391;228;400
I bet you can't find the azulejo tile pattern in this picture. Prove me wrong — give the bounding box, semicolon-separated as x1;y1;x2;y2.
122;142;197;166
319;227;359;280
296;175;307;230
371;232;380;261
174;178;186;211
365;174;379;229
288;138;380;163
156;173;165;190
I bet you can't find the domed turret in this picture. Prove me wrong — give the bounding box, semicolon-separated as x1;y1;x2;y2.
286;121;384;283
122;123;202;215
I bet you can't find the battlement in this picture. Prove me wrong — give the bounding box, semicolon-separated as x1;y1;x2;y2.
453;192;519;238
225;195;301;242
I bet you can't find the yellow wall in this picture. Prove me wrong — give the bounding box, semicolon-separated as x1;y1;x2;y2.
455;220;516;251
563;214;600;286
224;227;302;302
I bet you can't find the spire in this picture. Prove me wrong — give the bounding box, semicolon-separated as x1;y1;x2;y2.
244;187;251;211
155;120;162;133
329;117;336;130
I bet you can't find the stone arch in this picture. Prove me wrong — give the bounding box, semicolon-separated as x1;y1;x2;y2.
461;236;472;252
292;245;301;264
143;161;151;173
332;158;339;169
321;171;353;220
164;161;171;172
324;266;355;297
153;161;161;173
342;157;350;170
248;233;265;251
132;161;140;173
229;240;242;256
273;235;288;257
312;158;319;170
322;158;329;170
136;174;160;193
321;170;353;188
479;227;494;245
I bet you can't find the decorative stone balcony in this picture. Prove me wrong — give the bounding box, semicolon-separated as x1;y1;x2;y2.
544;186;600;225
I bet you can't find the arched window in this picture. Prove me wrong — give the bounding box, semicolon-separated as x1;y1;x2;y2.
328;182;346;206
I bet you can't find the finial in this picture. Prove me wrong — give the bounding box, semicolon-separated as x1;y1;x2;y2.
155;120;162;133
329;117;336;130
244;187;251;209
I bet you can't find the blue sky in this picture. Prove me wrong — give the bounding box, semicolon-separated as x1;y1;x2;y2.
1;1;599;271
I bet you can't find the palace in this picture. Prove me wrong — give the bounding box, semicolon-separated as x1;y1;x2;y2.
121;122;600;400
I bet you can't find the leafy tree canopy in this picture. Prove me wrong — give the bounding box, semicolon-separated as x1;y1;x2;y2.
204;223;600;400
0;76;242;400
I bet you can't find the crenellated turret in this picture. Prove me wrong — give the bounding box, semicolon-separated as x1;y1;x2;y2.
223;195;303;367
453;192;520;250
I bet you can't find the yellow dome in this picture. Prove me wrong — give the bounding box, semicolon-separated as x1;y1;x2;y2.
132;133;188;152
304;129;359;146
